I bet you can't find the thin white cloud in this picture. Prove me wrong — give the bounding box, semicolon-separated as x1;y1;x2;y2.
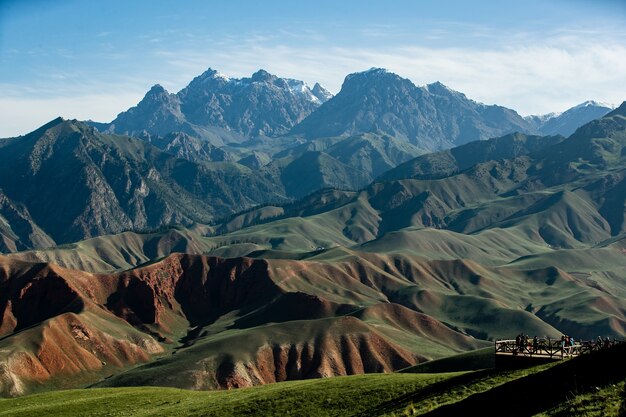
151;39;626;115
0;92;144;137
1;29;625;137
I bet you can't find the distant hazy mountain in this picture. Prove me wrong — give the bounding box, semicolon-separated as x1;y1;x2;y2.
269;132;424;195
378;132;564;182
526;100;614;136
105;69;332;141
290;68;536;152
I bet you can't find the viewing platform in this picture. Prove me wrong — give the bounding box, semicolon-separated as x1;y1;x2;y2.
495;338;621;361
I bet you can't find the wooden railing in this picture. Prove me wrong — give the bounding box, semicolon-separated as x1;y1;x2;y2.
495;338;622;360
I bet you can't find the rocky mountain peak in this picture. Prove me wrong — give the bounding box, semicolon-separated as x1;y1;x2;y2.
141;84;175;104
574;100;614;110
425;81;453;95
104;67;331;139
198;67;219;78
312;83;333;102
342;68;407;89
135;85;176;109
147;84;167;94
526;100;617;136
290;69;534;150
30;116;66;134
250;69;276;83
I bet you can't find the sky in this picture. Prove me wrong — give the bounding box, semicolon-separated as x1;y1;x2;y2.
1;0;625;137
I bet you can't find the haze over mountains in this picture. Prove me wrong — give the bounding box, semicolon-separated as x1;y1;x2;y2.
100;67;612;148
0;66;624;398
0;67;613;251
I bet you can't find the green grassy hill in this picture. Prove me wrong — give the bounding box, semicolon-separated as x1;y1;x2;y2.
1;343;623;416
399;347;495;374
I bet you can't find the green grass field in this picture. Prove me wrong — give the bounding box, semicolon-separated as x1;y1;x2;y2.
0;365;565;417
1;343;624;417
0;368;545;417
0;373;459;417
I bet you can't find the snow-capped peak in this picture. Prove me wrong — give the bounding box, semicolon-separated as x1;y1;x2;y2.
312;83;333;103
364;67;389;74
284;78;323;103
571;100;615;110
197;68;231;83
525;112;561;122
213;71;230;81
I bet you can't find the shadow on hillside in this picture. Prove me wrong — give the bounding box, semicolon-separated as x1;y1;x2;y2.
355;343;625;417
352;369;498;416
422;343;625;417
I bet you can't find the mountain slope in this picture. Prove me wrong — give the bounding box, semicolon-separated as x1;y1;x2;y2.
0;190;55;252
290;68;536;151
379;132;563;181
0;118;284;246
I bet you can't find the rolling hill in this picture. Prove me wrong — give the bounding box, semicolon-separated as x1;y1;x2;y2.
0;252;490;396
1;233;624;396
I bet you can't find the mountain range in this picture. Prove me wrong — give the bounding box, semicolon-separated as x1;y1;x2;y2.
0;65;624;398
103;69;332;142
0;68;613;250
0;102;624;396
0;120;562;251
100;67;611;150
0;118;284;250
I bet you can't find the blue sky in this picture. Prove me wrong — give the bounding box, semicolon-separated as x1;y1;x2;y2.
1;0;625;136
